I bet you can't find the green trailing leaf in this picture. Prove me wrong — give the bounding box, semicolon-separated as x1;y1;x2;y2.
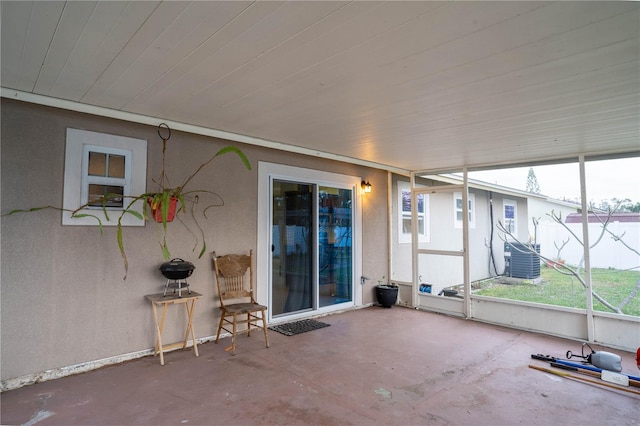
198;241;206;259
215;145;252;171
6;207;46;215
178;145;252;191
100;196;110;222
161;191;171;229
3;205;67;216
116;219;129;280
160;239;171;260
176;193;187;214
121;209;143;220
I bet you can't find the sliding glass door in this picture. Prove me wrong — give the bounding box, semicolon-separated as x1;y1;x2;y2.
270;179;354;318
271;181;313;316
318;186;353;307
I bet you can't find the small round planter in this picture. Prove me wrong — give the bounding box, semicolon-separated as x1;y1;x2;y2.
375;284;398;308
148;196;178;223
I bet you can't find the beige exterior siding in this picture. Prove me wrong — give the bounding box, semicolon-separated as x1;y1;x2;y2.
1;99;388;383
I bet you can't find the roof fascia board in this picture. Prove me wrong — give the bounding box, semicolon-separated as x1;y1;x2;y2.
425;173;543;200
415;152;640;177
428;174;581;208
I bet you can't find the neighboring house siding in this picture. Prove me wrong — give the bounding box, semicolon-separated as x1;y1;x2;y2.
527;198;579;260
391;181;531;291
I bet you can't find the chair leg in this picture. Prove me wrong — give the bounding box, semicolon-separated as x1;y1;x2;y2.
215;313;225;344
231;313;237;355
261;309;270;348
247;313;252;337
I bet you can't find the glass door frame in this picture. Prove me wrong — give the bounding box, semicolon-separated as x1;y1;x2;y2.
257;162;363;323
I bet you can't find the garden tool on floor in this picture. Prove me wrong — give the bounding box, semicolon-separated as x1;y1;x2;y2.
531;351;640;389
565;342;622;372
528;364;640;396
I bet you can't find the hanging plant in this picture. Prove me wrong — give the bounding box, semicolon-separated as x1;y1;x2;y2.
3;123;251;279
148;195;178;223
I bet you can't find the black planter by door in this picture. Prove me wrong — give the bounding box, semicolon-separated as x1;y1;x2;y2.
375;285;398;308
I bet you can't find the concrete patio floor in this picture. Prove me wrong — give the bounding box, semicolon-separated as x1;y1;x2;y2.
1;306;638;426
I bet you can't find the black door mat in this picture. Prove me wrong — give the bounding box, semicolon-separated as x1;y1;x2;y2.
269;319;330;336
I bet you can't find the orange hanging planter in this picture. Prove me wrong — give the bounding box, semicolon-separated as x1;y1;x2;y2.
148;196;178;223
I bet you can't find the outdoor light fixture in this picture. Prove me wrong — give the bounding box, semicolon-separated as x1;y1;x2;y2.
361;180;372;193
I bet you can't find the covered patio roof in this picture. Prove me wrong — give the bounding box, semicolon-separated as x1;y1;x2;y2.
2;1;638;173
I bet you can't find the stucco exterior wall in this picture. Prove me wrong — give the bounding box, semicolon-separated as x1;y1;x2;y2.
1;99;388;384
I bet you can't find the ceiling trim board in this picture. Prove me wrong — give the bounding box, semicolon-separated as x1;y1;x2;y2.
0;88;409;175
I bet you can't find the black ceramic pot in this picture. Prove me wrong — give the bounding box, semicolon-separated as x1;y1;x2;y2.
375;285;398;308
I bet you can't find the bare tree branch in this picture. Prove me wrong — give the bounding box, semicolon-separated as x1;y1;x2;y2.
496;219;622;314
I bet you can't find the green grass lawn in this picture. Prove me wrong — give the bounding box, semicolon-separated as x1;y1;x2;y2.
473;266;640;317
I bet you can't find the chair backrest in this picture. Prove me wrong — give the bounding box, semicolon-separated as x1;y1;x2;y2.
212;250;254;305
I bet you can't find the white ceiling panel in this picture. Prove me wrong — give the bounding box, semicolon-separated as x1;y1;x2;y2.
0;1;66;91
1;1;638;173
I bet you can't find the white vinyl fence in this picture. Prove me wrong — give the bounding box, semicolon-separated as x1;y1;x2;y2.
536;221;640;271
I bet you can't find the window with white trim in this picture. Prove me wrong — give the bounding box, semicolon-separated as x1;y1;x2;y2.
398;181;429;243
63;128;147;226
503;199;517;237
453;192;475;228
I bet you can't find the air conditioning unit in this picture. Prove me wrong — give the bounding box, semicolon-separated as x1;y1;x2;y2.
504;242;540;279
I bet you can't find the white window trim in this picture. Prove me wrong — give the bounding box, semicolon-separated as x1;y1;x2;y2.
398;181;429;243
63;128;147;226
454;192;475;229
503;199;517;238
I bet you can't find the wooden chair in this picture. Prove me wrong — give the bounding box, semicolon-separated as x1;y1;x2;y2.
212;250;269;354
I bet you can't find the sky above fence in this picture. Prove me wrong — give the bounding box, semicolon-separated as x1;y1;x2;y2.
469;157;640;204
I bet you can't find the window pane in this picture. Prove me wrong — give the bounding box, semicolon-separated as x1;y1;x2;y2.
402;217;411;234
88;152;106;176
88;185;124;208
108;154;125;178
402;190;411;212
505;205;515;219
418;216;425;234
